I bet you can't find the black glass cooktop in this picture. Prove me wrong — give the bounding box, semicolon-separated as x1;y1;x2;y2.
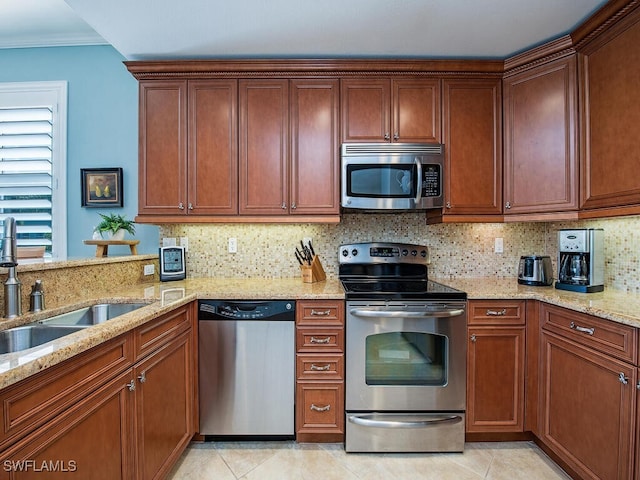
341;279;467;300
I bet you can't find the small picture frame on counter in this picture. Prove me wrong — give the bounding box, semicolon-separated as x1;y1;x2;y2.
81;167;123;207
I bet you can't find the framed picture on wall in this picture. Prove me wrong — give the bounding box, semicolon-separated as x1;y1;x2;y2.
80;167;123;207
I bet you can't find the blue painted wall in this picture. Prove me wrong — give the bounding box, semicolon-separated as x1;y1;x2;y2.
0;45;158;258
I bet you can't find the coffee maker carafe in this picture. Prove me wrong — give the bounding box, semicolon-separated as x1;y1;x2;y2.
555;229;604;293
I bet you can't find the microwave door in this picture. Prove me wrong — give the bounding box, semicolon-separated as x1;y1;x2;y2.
348;164;416;197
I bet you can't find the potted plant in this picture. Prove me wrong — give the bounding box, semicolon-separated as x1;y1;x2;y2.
93;213;136;240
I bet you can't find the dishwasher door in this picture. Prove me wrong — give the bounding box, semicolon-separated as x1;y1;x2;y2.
199;302;295;437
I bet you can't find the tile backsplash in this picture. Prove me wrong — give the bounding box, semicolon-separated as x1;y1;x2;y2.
161;214;640;293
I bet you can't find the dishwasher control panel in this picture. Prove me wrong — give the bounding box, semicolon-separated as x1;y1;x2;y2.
198;300;294;320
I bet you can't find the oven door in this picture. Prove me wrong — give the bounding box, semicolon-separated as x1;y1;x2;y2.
346;301;466;412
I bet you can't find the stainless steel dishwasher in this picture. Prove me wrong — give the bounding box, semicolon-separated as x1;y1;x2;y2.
198;300;295;438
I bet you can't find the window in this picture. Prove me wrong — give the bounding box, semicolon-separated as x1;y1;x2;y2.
0;82;67;260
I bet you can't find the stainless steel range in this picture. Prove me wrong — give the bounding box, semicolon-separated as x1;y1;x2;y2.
340;242;467;453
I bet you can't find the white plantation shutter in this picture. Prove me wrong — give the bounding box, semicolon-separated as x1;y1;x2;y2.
0;82;67;259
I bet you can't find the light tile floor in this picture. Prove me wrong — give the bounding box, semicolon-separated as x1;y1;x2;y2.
167;441;571;479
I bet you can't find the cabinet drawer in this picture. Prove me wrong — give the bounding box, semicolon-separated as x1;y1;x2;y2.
296;328;344;353
296;354;344;381
541;303;637;364
134;305;191;361
0;333;133;450
296;383;344;433
296;301;344;327
468;300;525;325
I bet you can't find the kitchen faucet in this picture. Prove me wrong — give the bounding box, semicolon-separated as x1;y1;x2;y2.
1;217;22;318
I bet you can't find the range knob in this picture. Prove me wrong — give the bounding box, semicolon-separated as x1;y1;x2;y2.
402;249;409;256
351;249;359;256
411;250;417;256
420;250;427;258
341;249;349;257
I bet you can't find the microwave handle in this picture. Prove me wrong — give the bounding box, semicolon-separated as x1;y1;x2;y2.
414;158;422;205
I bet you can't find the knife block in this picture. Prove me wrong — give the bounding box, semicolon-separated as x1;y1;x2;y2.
300;256;326;283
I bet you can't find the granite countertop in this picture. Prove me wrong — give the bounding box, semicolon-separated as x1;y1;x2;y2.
437;277;640;329
1;275;640;390
0;277;344;390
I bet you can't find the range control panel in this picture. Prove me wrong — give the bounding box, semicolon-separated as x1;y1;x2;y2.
339;242;429;264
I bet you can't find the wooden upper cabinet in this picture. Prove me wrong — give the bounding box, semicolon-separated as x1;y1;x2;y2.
341;78;440;143
239;79;289;215
138;80;187;215
579;10;640;212
503;55;579;216
188;80;238;215
289;79;340;215
442;78;502;217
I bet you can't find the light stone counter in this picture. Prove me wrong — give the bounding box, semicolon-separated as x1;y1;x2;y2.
436;277;640;329
0;277;344;390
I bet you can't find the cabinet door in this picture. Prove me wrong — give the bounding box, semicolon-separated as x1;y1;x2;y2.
0;370;133;480
188;80;238;215
467;326;525;433
393;79;441;143
442;78;502;215
239;80;289;214
341;79;390;142
138;80;188;215
503;55;578;215
540;331;635;480
289;79;340;215
134;330;194;480
580;12;640;211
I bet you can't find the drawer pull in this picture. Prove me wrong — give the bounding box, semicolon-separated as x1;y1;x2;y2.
310;403;331;412
310;309;331;316
570;322;595;335
486;309;506;316
127;380;136;392
310;336;331;344
619;372;629;385
310;363;331;371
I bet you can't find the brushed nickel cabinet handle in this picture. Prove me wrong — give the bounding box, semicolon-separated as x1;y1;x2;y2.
127;379;136;392
138;371;146;383
310;404;331;412
281;202;287;210
310;364;331;371
384;132;390;141
310;336;331;344
619;372;629;385
570;321;595;335
470;334;477;342
188;203;193;210
505;201;511;209
446;202;451;209
178;202;185;210
486;309;506;316
393;132;399;141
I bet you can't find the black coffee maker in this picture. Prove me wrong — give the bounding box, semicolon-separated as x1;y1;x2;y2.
555;229;604;293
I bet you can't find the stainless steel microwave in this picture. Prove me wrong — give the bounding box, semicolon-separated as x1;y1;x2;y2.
341;143;444;210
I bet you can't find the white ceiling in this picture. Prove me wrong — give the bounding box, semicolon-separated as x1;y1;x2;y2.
0;0;609;60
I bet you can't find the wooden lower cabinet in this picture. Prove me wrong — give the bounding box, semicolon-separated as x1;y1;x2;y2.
0;304;195;480
466;300;526;434
295;300;345;442
134;330;194;480
0;370;133;479
540;320;636;480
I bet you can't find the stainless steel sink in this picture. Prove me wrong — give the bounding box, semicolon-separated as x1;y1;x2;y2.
0;324;88;355
39;302;149;327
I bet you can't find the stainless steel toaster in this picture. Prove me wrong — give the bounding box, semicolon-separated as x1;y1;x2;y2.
518;255;553;286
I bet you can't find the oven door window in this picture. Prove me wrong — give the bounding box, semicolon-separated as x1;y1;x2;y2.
347;164;416;198
365;331;447;386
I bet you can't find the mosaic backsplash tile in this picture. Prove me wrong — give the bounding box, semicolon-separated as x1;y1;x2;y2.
160;214;640;292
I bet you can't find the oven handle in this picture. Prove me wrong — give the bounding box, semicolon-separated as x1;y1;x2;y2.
350;308;464;319
347;414;463;429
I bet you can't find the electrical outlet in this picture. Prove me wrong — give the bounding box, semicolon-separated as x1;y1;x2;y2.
228;237;238;253
180;236;189;252
494;237;504;253
144;264;155;275
162;237;177;247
